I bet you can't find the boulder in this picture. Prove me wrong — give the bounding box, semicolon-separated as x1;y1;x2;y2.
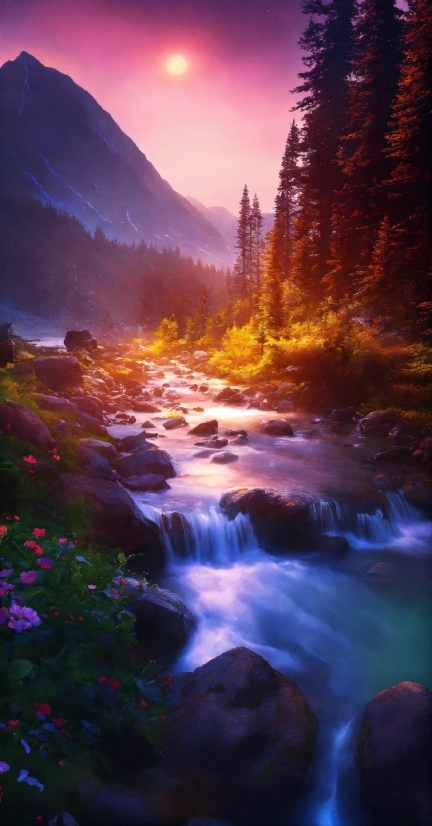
122;580;197;655
123;475;169;492
81;785;157;825
220;488;320;553
262;419;294;436
156;647;318;824
403;482;432;517
189;420;218;437
230;436;248;446
358;409;397;436
117;431;153;453
79;438;116;461
276;400;294;413
356;681;432;826
372;447;414;464
225;392;247;405
34;394;77;414
388;420;420;446
259;400;274;411
54;474;164;572
225;429;247;437
210;452;238;464
76;446;116;481
0;399;56;450
163;417;188;430
115;447;176;479
64;329;97;351
69;395;105;422
133;402;161;413
215;387;238;402
196;437;228;449
33;356;83;390
328;408;356;423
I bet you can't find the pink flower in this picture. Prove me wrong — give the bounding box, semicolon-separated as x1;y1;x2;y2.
14;516;20;521
52;454;61;461
106;677;120;690
33;703;51;717
53;718;67;728
36;558;53;570
23;540;38;549
32;528;45;538
23;455;37;464
8;603;41;631
20;571;39;586
58;538;67;544
0;607;9;625
0;526;8;537
87;584;97;590
0;583;14;597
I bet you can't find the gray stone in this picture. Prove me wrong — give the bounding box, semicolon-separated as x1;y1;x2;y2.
210;451;238;464
122;474;169;492
262;419;294;436
189;420;218;437
115;447;176;479
163;416;188;430
0;399;56;450
79;438;116;461
33;356;83;390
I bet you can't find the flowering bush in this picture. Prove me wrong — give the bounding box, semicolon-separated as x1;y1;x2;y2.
0;521;167;823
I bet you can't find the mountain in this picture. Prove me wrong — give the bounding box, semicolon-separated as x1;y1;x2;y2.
0;52;230;266
186;196;274;264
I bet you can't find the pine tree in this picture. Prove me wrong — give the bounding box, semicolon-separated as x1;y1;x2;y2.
250;194;264;293
259;122;302;330
383;0;432;326
329;0;403;298
293;0;355;284
233;185;252;299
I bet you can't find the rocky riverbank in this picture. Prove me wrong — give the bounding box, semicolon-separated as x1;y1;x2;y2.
1;332;431;826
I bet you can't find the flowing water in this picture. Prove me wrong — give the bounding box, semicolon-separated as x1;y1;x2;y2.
108;360;432;826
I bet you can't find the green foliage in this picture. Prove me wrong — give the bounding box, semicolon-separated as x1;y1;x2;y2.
0;521;167;823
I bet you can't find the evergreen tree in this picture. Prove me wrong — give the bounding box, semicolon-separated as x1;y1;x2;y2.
383;0;432;327
259;122;302;331
250;194;264;293
293;0;355;285
329;0;403;298
234;185;252;298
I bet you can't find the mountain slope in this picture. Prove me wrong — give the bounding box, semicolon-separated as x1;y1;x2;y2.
0;52;229;265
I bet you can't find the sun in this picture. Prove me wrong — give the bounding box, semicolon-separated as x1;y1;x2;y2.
166;55;188;76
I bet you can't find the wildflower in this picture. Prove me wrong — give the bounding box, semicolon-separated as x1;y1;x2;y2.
53;454;61;461
138;699;147;709
33;703;51;718
0;762;10;773
20;571;39;586
36;558;53;570
87;584;97;590
8;618;31;632
33;528;45;538
20;739;31;754
17;769;44;791
0;568;12;578
0;583;15;597
58;538;67;544
58;760;64;766
53;718;67;728
53;611;60;617
97;676;107;684
7;720;19;728
14;516;20;520
106;678;120;690
78;616;84;622
0;526;7;536
8;603;41;631
28;469;35;475
0;607;9;625
23;455;37;464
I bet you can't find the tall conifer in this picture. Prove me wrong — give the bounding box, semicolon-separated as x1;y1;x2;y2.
234;185;252;298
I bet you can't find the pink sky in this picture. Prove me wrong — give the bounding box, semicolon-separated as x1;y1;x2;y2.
0;0;304;213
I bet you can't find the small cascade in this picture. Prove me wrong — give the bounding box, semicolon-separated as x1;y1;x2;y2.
137;500;258;566
313;717;359;826
311;490;421;546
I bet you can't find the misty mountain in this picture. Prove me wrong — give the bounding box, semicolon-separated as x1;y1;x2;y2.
0;52;230;266
186;196;274;263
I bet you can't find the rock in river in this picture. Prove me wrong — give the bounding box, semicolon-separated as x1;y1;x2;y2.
210;451;238;464
156;646;318;825
356;681;432;826
121;579;197;656
123;474;169;492
115;446;176;479
262;419;294;436
189;419;218;437
220;487;320;553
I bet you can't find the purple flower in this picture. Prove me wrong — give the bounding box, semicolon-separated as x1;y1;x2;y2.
0;568;12;578
36;557;53;570
0;607;9;625
0;583;15;597
8;618;32;633
20;570;39;586
0;761;10;773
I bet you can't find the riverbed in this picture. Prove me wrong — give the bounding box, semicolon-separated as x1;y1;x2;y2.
108;358;432;826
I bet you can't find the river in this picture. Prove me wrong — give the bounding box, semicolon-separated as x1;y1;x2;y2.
108;357;432;826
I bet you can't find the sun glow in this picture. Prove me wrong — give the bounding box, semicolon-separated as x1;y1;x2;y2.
166;54;188;75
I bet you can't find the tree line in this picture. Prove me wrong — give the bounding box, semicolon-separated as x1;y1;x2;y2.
229;0;431;339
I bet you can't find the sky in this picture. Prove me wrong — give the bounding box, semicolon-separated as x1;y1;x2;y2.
0;0;305;213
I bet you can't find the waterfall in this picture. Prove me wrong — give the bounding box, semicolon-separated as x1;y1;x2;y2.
311;490;420;546
138;501;258;565
313;717;360;826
